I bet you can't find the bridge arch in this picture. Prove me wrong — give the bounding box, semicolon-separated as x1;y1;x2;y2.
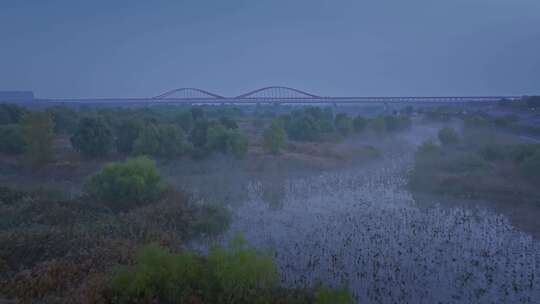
235;86;321;99
153;88;224;99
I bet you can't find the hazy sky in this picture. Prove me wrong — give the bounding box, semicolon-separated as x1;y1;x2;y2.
1;0;539;98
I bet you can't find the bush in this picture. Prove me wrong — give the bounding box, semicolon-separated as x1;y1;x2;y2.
0;124;26;154
134;123;191;158
463;115;493;131
438;127;459;146
112;244;204;303
190;204;231;237
384;114;411;132
369;116;386;134
189;120;210;148
334;113;353;136
415;140;442;162
284;107;334;141
83;157;164;212
444;152;489;174
353;115;367;133
190;107;205;121
71;116;114;158
519;150;540;183
47;106;79;134
315;287;354;304
115;118;143;154
0;104;27;125
112;236;279;303
208;235;279;303
21;111;55;164
219;116;239;129
263;119;287;154
206;123;248;159
174;111;194;132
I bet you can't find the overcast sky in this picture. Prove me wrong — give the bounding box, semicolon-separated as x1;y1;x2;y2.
1;0;539;98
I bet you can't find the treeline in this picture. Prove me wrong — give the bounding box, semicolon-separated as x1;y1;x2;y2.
261;107;412;154
0;104;249;163
410;119;540;202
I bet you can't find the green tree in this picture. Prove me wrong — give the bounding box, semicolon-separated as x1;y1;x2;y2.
21;112;55;164
334;113;353;136
71;116;114;158
353;115;367;133
115;117;143;154
228;130;248;159
0;104;27;125
190;107;205;121
263;119;287;154
520;150;540;183
174;110;194;132
189;120;210;148
206;123;249;159
0;125;26;154
47;106;79;134
438;127;459;146
134;123;190;158
315;287;354;304
219;116;239;129
370;116;386;134
155;124;191;157
84;157;164;212
208;235;278;303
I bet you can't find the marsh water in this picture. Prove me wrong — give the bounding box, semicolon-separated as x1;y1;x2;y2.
192;125;540;304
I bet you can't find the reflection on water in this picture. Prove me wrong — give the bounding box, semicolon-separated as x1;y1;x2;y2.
220;155;540;303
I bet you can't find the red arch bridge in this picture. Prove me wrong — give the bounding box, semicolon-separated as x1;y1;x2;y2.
36;86;522;105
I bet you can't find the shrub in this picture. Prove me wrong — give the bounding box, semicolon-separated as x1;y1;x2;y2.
0;104;27;125
190;107;205;121
438;127;459;146
115;118;143;154
463;115;493;131
206;123;248;159
369;116;386;134
219;116;239;129
479;143;516;161
83;157;164;212
135;123;191;158
228;130;248;159
284;107;334;141
21;111;55;164
189;120;210;148
444;152;489;174
112;244;204;303
315;287;354;304
154;124;191;157
511;144;540;163
71;116;114;158
334;113;353;136
353;115;367;133
287;114;320;141
384;114;411;132
208;235;279;303
47;106;79;134
0;124;26;154
190;204;232;237
112;236;279;304
525;96;540;109
415;140;442;163
263;119;287;154
519;150;540;183
174;110;194;132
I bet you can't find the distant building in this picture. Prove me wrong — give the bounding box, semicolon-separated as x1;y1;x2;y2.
0;91;35;102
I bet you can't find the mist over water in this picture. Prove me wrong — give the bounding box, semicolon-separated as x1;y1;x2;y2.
197;126;540;303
